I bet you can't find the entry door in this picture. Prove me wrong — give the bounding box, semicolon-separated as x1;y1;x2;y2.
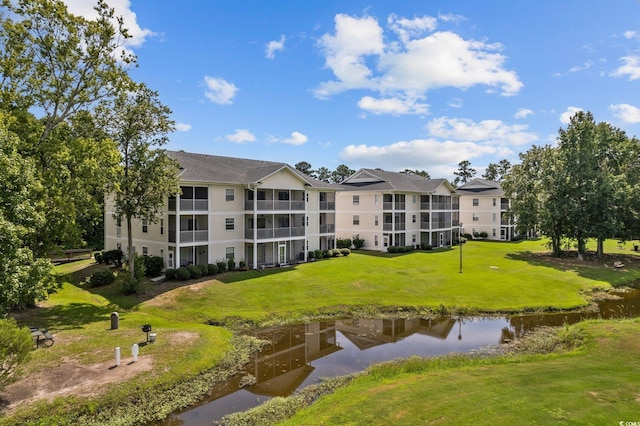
278;243;287;264
168;251;174;268
439;232;444;247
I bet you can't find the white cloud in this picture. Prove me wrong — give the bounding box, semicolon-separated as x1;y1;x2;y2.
448;98;463;108
358;95;429;115
266;35;286;59
426;117;537;146
624;30;640;40
62;0;154;48
204;76;238;104
610;103;640;123
225;129;255;143
175;122;192;132
515;108;534;119
340;138;498;174
315;13;522;114
611;55;640;80
560;106;583;125
282;131;308;145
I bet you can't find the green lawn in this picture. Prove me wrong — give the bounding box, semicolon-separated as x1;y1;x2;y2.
139;239;640;324
4;238;640;425
283;319;640;425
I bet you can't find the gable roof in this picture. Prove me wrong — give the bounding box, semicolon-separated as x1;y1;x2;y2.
455;178;504;196
167;150;337;189
340;168;455;193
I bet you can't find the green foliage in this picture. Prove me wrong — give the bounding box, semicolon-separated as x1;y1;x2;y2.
87;269;116;287
143;256;164;277
387;246;398;253
340;248;351;256
176;267;191;281
207;263;218;275
94;252;103;263
227;258;236;271
187;265;202;279
0;318;31;389
217;261;227;273
121;254;145;295
197;264;208;276
352;234;365;249
336;238;352;249
164;268;176;280
101;249;124;266
314;249;323;260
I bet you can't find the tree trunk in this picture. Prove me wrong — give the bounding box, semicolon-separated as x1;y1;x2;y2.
596;237;604;258
127;215;135;282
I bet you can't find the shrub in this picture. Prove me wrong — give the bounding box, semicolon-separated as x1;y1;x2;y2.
463;233;473;240
143;255;164;277
217;261;227;273
164;268;176;280
422;244;433;250
352;234;365;249
207;263;218;275
336;238;352;249
87;269;115;287
387;246;399;253
340;248;351;256
227;258;236;271
176;267;191;281
397;246;407;253
239;260;247;270
198;264;209;276
479;231;489;238
0;318;32;389
323;250;331;258
94;252;103;263
314;249;323;260
187;265;202;279
102;249;124;266
308;251;315;259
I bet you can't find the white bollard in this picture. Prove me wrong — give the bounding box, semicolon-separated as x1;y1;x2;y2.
115;346;121;366
131;343;139;362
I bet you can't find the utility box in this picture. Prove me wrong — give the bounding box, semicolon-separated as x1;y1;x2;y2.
110;312;119;330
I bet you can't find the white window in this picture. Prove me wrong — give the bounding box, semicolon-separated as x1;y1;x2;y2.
142;246;148;256
225;188;234;201
412;234;416;243
493;228;497;237
493;198;496;206
473;198;479;207
375;215;379;226
226;218;235;230
375;235;379;246
116;217;122;237
412;195;417;203
492;213;497;222
412;214;417;223
353;195;359;205
473;213;479;222
116;242;122;251
225;247;235;260
160;219;164;235
353;215;360;225
142;219;148;233
374;194;379;205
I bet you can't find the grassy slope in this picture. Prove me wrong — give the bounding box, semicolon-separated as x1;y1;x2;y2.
284;319;640;425
140;239;640;324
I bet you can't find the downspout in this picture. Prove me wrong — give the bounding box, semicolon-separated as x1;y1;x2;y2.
175;191;181;268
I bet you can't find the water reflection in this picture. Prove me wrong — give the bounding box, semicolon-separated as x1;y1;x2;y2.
163;289;640;425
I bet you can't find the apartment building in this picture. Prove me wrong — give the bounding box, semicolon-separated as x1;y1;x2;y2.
335;169;460;251
455;178;515;241
104;151;338;270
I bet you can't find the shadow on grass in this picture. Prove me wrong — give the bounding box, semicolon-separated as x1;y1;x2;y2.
13;302;115;331
505;250;640;286
353;247;455;258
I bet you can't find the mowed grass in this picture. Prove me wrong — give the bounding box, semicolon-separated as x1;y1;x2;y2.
283;319;640;425
140;239;640;324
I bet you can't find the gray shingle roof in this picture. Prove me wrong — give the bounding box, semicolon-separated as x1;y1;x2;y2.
167;150;337;189
340;168;454;193
455;178;505;196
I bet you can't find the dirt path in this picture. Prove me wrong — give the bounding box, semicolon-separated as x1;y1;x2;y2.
0;355;153;412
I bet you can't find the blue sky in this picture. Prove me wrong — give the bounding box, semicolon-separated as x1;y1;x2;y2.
64;0;640;179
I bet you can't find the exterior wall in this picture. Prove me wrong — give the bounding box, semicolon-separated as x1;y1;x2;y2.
335;187;459;252
103;169;338;270
459;194;512;240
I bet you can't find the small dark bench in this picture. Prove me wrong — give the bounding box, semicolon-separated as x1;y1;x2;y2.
30;327;54;348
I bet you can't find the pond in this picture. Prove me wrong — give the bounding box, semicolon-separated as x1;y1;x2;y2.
159;289;640;425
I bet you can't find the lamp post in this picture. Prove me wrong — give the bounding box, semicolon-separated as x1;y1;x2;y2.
459;223;463;273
